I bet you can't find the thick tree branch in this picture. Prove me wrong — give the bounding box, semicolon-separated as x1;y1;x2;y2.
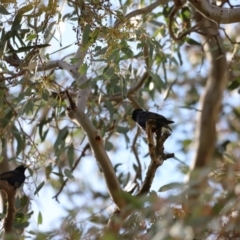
0;59;80;81
73;39;91;111
64;30;128;212
73;46;87;71
191;13;227;170
189;0;240;24
137;159;160;195
186;12;228;204
76;86;91;112
38;60;79;79
0;181;16;234
66;106;126;210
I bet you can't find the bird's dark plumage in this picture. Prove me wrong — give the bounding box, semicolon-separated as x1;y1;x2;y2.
0;165;27;189
132;109;174;132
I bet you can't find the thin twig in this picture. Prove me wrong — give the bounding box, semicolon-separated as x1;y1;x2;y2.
3;95;17;117
16;117;42;157
131;128;142;182
128;95;142;109
128;72;149;96
52;143;90;202
66;90;77;110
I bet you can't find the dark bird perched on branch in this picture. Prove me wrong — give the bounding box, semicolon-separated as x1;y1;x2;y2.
131;109;174;132
0;165;28;189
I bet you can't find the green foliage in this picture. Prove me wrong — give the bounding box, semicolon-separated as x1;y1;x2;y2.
64;168;75;180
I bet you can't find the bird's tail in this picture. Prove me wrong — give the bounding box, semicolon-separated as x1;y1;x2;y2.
164;123;172;131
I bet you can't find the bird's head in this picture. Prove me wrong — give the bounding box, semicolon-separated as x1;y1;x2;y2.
15;165;30;173
131;109;143;121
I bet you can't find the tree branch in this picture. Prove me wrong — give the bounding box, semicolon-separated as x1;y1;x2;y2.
189;0;240;24
186;12;228;204
0;59;80;81
114;0;168;28
64;27;127;213
52;143;90;202
66;105;126;210
137;128;174;195
128;72;149;96
190;12;227;170
131;128;142;183
38;60;79;79
0;181;16;234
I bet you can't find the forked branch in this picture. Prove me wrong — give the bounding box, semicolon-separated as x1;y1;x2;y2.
138;124;174;195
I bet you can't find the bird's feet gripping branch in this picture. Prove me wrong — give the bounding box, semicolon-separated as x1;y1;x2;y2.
131;108;175;165
0;165;29;233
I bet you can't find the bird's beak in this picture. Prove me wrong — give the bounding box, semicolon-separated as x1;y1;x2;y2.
25;164;32;168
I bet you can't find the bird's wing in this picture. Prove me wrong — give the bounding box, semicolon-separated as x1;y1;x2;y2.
145;112;173;131
0;172;15;180
147;112;174;123
146;112;167;120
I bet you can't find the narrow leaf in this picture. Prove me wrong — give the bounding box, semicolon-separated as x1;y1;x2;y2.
78;63;88;74
159;182;182;192
34;181;45;195
37;212;42;225
64;168;75;180
54;127;68;150
67;144;74;168
48;43;73;55
105;141;113;151
185;37;201;46
0;5;10;15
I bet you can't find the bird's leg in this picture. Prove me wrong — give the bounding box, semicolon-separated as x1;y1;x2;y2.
155;129;174;164
155;128;164;165
146;120;158;163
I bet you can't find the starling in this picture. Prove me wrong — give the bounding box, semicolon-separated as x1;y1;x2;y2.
0;165;28;189
131;108;174;132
